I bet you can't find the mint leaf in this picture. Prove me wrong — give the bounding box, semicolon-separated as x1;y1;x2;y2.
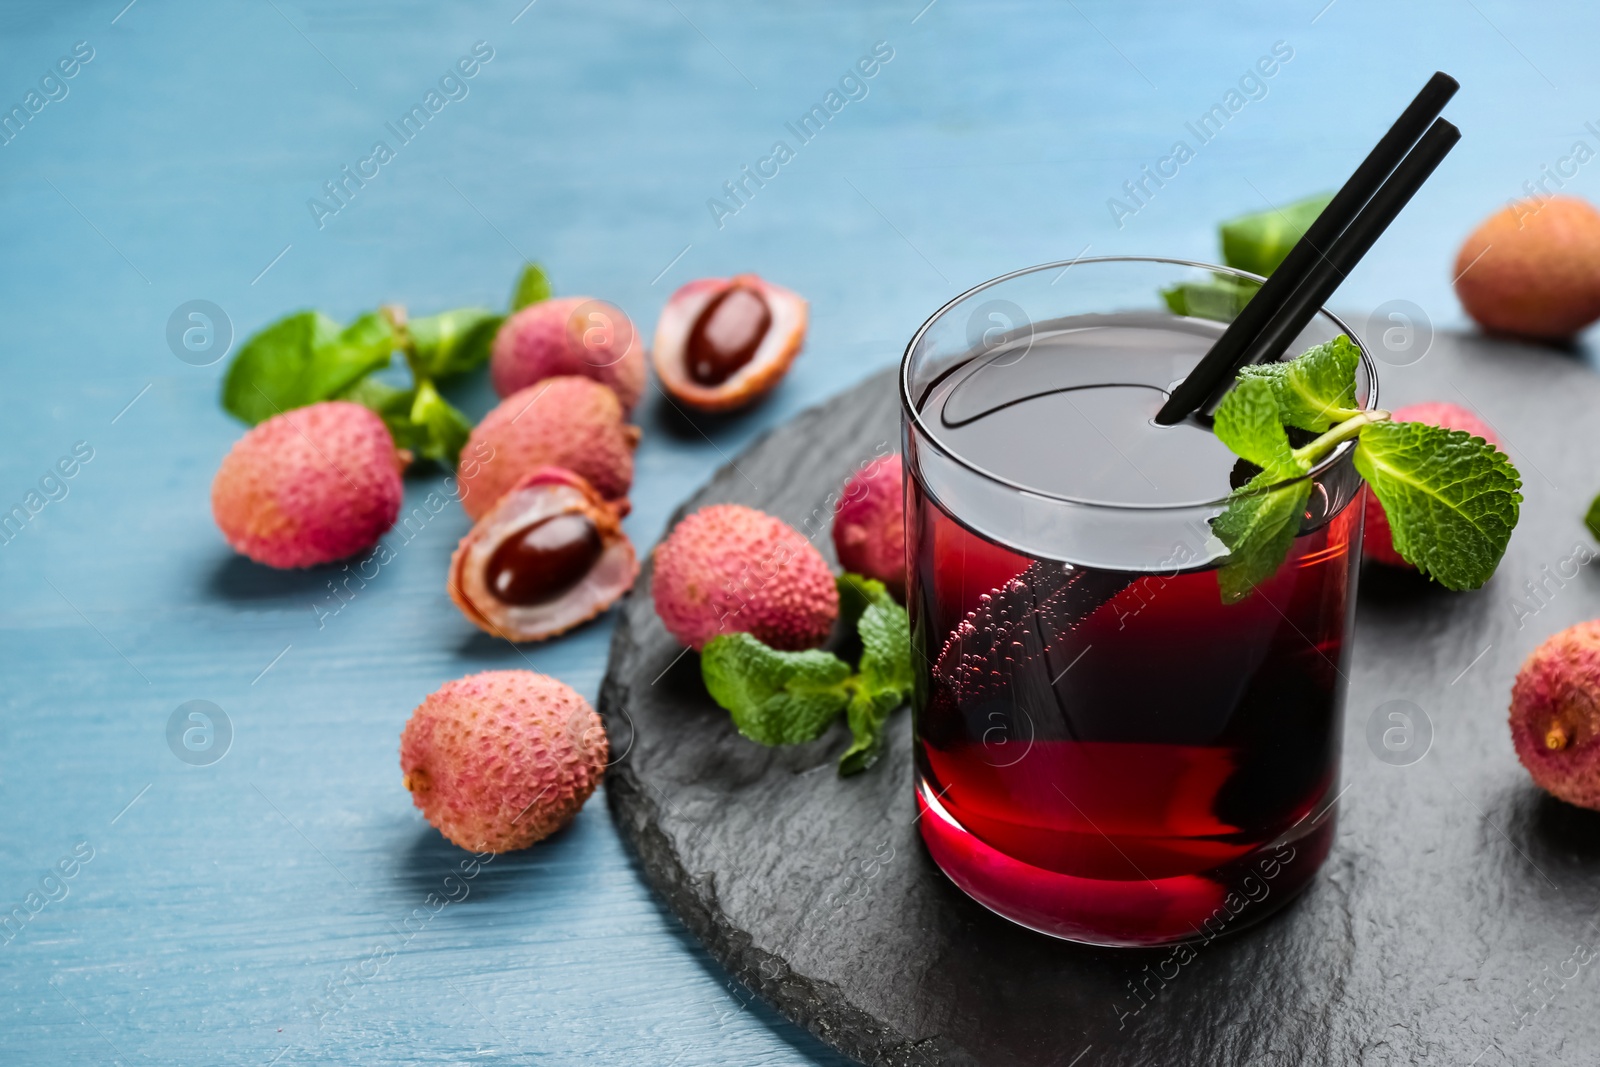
1219;192;1333;277
839;586;914;774
701;633;853;745
857;592;913;698
342;377;471;465
222;310;396;425
407;381;474;465
1586;492;1600;543
837;573;892;636
840;688;904;775
410;308;503;379
701;576;914;770
1238;334;1361;431
1212;474;1312;603
510;263;552;311
1354;420;1522;590
1211;376;1303;478
1160;275;1259;322
342;376;414;432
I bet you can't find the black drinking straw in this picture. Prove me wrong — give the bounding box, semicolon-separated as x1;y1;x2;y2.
1227;118;1461;375
1154;71;1460;426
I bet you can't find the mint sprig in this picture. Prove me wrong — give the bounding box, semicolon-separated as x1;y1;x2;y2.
1352;419;1522;589
1235;334;1363;431
700;574;913;775
221;310;396;426
219;263;550;466
1211;335;1522;601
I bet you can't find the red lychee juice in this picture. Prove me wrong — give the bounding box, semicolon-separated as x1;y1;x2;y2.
903;298;1366;947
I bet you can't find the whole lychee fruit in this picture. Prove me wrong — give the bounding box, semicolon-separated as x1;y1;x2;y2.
652;504;838;651
211;400;405;569
491;297;646;413
1511;621;1600;811
833;453;906;599
400;670;607;852
458;376;640;521
1455;196;1600;342
1364;402;1502;569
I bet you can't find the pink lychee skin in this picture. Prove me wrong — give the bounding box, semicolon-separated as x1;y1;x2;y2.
1510;621;1600;810
652;504;839;651
211;401;404;569
458;376;640;521
400;670;607;853
490;297;646;413
1363;402;1503;568
833;453;906;599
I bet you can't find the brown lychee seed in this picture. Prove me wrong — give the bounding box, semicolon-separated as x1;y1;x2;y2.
1454;196;1600;342
652;274;807;412
1510;620;1600;810
450;466;638;642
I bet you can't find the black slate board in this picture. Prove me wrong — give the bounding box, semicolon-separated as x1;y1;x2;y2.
599;332;1600;1067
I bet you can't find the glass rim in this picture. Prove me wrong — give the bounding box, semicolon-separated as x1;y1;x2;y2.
899;254;1379;512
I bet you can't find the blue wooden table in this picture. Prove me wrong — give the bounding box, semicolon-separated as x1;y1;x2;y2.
2;1;1594;1062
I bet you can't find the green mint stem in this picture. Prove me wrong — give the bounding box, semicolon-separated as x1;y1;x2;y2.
381;303;423;384
1291;408;1390;467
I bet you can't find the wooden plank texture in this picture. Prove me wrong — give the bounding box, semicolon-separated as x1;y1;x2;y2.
2;1;1599;1064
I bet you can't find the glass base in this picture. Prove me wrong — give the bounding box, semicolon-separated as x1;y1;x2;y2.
916;776;1336;947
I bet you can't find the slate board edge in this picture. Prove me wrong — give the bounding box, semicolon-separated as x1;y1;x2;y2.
597;376;978;1067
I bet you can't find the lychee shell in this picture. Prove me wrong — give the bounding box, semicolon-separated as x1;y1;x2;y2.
1510;621;1600;811
449;466;639;643
833;453;906;598
1364;402;1501;568
490;297;646;413
652;275;808;413
652;503;838;651
400;670;607;852
458;376;640;521
1455;196;1600;341
211;400;404;569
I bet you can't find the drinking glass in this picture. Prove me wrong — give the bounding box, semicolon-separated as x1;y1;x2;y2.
901;257;1374;946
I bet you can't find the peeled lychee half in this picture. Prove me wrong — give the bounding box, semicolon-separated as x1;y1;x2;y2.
652;274;807;412
211;400;405;569
652;504;838;650
401;670;607;852
1364;402;1502;568
458;376;640;521
490;297;646;413
1511;621;1600;810
449;467;638;642
833;453;906;599
1455;196;1600;342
